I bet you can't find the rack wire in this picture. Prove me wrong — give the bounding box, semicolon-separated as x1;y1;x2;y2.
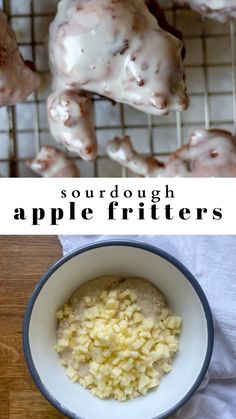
0;0;235;177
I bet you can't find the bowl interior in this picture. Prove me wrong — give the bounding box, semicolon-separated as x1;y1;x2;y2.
25;243;212;419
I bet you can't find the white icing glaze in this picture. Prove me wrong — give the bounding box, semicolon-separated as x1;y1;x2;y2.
175;0;236;21
48;0;188;160
47;90;97;160
26;146;80;177
49;0;188;115
107;136;163;176
0;9;40;107
162;129;236;177
107;130;236;177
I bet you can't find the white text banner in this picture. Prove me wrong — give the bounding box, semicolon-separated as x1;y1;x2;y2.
0;178;234;235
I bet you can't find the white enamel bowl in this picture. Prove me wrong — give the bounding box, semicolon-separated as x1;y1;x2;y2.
23;240;214;419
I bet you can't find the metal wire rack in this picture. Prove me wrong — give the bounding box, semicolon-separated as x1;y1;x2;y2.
0;0;235;177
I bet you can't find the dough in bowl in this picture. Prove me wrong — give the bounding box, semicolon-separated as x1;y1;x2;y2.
55;276;181;402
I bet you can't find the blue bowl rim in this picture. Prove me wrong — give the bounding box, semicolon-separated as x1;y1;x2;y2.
23;239;214;419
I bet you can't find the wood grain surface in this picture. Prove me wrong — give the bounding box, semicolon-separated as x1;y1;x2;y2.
0;236;66;419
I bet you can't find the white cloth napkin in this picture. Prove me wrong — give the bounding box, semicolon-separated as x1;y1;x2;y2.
59;235;236;419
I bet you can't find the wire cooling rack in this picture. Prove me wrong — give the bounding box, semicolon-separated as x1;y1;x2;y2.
0;0;235;177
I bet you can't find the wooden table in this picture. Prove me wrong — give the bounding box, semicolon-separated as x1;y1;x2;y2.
0;236;66;419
